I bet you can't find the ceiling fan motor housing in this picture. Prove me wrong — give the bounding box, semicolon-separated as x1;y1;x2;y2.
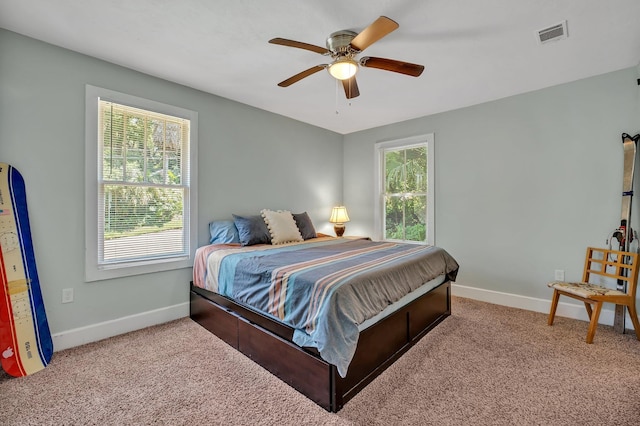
326;30;358;56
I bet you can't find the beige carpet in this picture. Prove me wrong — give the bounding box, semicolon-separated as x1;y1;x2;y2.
1;297;640;425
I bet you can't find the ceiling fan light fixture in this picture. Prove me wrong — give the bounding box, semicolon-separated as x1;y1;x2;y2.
328;58;358;80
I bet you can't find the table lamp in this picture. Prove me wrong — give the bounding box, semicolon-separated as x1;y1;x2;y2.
329;206;350;237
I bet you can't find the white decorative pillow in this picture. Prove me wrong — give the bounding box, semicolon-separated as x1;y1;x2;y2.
261;209;303;245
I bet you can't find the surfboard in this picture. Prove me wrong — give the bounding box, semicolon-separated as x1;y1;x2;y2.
0;163;53;376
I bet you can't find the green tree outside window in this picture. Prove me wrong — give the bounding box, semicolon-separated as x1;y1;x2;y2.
383;146;427;242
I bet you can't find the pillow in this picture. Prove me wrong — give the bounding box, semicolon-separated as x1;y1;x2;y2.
292;212;317;240
261;209;303;245
209;220;240;244
232;214;272;246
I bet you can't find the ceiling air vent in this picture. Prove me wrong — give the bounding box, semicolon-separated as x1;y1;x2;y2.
537;21;568;44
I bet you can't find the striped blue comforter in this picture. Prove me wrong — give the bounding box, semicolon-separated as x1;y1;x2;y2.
193;237;459;377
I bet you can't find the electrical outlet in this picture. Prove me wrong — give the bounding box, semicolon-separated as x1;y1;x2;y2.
62;288;74;304
554;269;565;281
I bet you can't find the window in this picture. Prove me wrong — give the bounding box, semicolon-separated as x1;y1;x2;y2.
374;134;434;244
85;86;198;281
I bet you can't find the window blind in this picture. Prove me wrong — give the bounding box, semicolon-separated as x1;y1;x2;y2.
97;100;191;265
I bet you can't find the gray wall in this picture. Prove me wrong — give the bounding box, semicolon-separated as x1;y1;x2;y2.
344;67;640;306
0;29;343;334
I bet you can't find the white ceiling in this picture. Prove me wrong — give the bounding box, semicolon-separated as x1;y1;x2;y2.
1;0;640;134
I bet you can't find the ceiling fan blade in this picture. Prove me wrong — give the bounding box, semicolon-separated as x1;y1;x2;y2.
360;56;424;77
269;38;330;55
342;77;360;99
349;16;399;52
277;65;327;87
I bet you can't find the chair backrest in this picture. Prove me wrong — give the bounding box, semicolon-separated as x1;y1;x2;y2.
582;247;640;297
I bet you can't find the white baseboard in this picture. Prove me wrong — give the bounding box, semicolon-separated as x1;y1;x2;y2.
451;283;636;331
52;302;189;352
51;285;634;352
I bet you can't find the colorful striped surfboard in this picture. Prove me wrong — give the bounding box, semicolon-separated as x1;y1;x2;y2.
0;163;53;376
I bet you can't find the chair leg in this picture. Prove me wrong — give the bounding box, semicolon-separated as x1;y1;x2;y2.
584;302;593;319
627;303;640;341
586;301;602;344
548;290;560;326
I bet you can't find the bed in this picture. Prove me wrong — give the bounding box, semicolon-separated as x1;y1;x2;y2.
190;213;459;412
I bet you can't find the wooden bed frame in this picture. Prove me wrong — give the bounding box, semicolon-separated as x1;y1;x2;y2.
190;280;451;412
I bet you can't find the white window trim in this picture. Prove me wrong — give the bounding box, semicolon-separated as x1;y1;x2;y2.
374;133;434;244
85;85;198;282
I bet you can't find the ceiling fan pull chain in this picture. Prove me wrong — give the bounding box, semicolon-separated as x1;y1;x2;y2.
335;79;340;115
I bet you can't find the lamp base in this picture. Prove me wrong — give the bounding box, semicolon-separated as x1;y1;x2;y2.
334;224;345;237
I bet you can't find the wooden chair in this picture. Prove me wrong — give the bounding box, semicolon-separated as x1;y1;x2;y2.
547;246;640;343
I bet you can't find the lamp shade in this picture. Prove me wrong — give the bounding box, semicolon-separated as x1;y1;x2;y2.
329;206;350;224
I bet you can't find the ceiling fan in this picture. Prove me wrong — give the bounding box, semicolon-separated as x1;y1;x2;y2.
269;16;424;99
